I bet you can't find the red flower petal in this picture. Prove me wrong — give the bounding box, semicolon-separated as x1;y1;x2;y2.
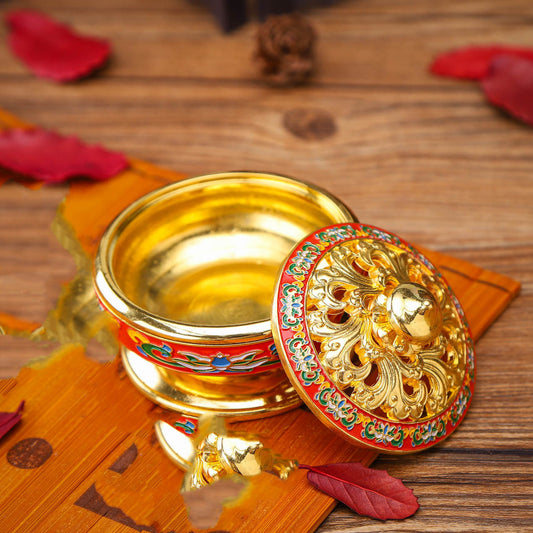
300;463;419;520
6;10;111;82
482;55;533;126
430;45;533;80
0;128;128;183
0;401;24;440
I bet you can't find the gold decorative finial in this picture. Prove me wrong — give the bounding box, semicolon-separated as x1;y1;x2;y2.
183;431;296;490
387;282;443;343
155;417;297;492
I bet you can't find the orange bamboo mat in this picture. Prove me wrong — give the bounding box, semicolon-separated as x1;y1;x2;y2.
0;108;521;533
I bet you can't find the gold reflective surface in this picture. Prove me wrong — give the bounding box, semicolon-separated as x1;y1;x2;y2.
387;282;443;342
95;172;356;417
155;420;197;470
155;418;296;491
307;238;467;422
102;172;355;340
122;349;300;417
183;432;296;490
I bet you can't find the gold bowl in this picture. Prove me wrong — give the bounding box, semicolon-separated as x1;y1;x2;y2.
94;171;356;419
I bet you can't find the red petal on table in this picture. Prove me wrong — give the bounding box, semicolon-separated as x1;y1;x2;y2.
6;10;111;82
482;55;533;126
430;45;533;80
300;463;419;520
0;128;128;183
0;401;24;440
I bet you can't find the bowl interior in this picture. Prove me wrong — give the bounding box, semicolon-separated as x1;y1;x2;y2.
109;174;353;328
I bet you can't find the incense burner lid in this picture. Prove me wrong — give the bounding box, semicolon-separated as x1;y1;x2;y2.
273;223;475;453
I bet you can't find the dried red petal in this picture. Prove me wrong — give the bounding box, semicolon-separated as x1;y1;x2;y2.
0;401;24;440
482;55;533;126
300;463;419;520
0;128;128;183
430;45;533;80
6;10;111;82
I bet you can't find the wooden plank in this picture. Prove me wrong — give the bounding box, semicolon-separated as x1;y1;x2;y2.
0;79;531;252
0;1;531;531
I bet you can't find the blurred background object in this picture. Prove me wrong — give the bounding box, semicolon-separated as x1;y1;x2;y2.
193;0;340;32
255;13;316;86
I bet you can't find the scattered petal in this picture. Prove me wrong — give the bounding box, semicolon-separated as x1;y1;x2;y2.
300;462;419;520
6;10;111;82
430;45;533;80
0;128;128;183
0;401;24;440
482;55;533;126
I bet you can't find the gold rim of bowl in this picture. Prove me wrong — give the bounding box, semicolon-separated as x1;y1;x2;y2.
94;171;356;345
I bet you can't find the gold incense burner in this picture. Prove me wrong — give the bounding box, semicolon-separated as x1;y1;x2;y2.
273;229;475;452
94;172;356;419
95;171;475;454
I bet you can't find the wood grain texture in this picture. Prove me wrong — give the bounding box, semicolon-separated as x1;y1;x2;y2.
0;157;520;532
0;0;532;531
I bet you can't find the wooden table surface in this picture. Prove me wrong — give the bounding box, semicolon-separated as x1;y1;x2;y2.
0;0;532;531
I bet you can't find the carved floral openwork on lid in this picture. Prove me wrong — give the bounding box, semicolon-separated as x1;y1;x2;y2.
307;238;467;423
274;223;475;453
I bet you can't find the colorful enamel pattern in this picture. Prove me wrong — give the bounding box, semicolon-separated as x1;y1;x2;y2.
273;223;475;453
94;172;356;418
117;322;280;375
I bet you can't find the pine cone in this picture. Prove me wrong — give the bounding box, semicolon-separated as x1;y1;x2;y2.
255;13;317;86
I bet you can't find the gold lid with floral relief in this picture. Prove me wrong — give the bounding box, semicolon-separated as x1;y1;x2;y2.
272;222;475;453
